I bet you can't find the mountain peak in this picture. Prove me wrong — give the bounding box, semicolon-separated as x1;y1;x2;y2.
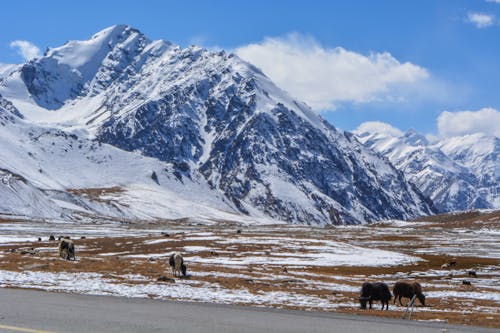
44;24;148;79
90;24;136;40
403;129;428;146
357;127;499;211
0;26;437;224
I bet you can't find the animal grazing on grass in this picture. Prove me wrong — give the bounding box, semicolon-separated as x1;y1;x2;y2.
359;282;392;310
462;280;472;285
393;281;425;306
169;252;187;277
441;260;458;269
468;270;477;278
58;238;75;260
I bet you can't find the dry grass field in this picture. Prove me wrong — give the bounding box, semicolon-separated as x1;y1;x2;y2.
0;210;498;328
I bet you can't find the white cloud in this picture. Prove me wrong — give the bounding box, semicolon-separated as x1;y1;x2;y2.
467;12;495;28
235;34;429;111
353;121;404;137
437;108;500;138
9;40;41;61
486;0;500;3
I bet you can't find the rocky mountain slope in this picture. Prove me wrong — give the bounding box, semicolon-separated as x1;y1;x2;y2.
355;126;498;212
0;25;435;224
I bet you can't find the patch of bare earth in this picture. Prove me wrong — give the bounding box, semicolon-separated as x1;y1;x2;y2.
0;210;498;328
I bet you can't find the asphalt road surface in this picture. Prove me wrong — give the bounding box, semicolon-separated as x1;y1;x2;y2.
0;288;496;333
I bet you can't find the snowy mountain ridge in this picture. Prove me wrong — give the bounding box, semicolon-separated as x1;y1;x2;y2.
0;25;435;224
355;125;499;211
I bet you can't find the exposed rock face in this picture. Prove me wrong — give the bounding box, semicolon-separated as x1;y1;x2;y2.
0;25;436;224
355;127;499;212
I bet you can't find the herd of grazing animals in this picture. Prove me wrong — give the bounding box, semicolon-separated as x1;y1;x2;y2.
54;234;426;312
55;236;187;277
359;281;426;310
55;236;189;278
50;234;488;313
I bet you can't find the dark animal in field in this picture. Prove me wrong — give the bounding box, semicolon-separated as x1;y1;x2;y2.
58;238;75;260
393;281;425;306
462;280;472;285
441;260;457;269
49;235;55;241
359;282;392;310
169;252;187;277
468;270;477;278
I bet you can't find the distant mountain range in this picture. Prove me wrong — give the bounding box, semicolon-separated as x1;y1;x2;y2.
354;127;498;212
0;25;454;224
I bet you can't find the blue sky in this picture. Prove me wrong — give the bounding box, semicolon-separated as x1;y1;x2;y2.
2;0;500;137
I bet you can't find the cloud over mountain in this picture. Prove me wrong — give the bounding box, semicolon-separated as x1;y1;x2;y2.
236;33;429;111
438;108;500;138
9;40;41;61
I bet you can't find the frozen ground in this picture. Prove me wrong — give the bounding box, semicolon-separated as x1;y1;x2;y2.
0;210;498;328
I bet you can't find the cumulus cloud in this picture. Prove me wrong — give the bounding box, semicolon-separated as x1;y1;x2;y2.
437;108;500;137
467;12;495;28
353;121;404;137
9;40;41;61
235;33;429;111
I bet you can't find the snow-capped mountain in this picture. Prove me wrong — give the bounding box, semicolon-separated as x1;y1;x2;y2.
437;134;499;208
0;25;435;224
355;125;498;212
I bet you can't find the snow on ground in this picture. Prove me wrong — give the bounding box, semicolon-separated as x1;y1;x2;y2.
428;291;500;302
0;211;498;327
188;245;420;267
0;270;338;309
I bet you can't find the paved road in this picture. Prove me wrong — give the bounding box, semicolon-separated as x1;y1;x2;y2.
0;288;495;333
